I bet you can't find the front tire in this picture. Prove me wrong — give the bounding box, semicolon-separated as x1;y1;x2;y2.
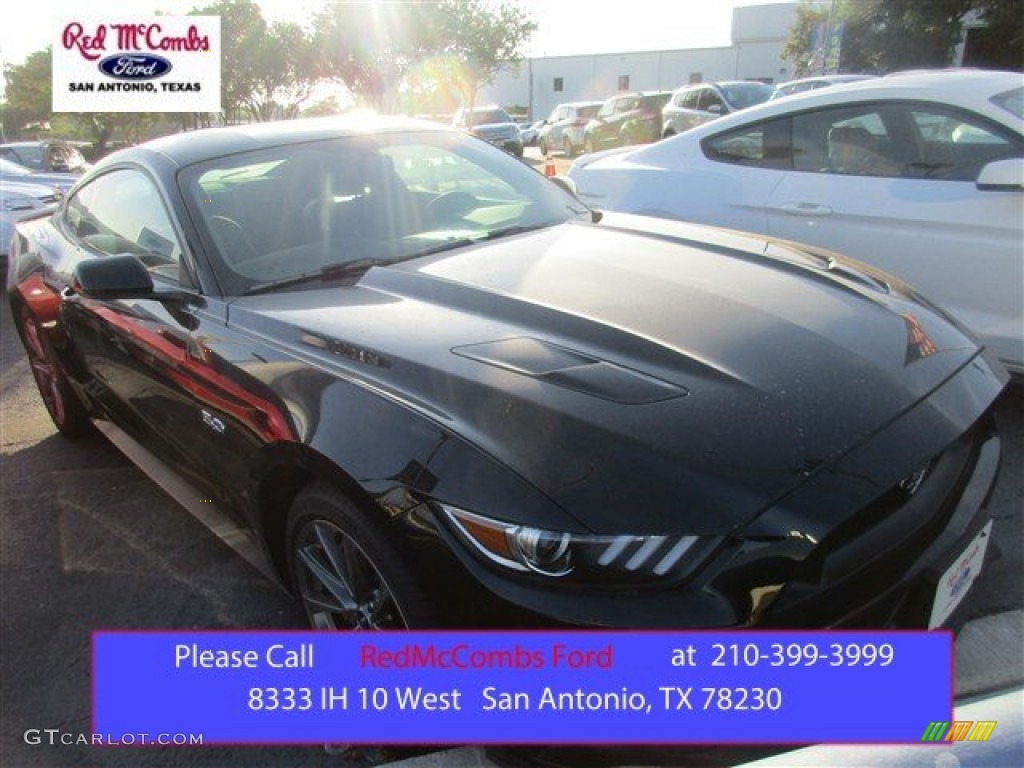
286;484;436;630
17;305;92;438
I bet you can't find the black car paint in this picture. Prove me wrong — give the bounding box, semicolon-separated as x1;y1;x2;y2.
8;118;1006;630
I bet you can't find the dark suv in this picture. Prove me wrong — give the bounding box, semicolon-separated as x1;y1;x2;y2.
583;91;672;153
452;106;524;157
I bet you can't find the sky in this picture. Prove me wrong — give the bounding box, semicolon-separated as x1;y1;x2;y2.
1;0;780;95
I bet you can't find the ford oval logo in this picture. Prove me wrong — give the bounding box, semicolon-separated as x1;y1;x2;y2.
98;54;172;80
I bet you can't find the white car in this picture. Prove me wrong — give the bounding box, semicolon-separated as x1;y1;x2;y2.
568;70;1024;375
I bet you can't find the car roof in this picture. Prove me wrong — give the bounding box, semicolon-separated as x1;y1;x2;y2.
680;80;766;91
775;74;875;88
0;139;78;148
105;114;451;169
636;69;1022;157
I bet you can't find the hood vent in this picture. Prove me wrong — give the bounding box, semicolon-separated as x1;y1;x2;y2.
453;337;687;405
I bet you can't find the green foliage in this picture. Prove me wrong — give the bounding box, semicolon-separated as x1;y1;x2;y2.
313;1;442;109
3;48;54;129
314;0;536;111
192;0;323;121
431;0;537;110
969;0;1024;69
782;0;1008;76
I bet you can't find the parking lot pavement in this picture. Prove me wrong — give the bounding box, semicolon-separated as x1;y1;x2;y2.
523;145;574;176
2;291;1021;768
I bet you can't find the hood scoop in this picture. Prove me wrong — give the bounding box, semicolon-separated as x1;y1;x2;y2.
453;337;688;405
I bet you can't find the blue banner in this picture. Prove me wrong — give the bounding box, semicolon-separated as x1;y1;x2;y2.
93;631;952;745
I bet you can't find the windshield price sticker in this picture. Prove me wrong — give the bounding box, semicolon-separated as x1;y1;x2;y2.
93;631;951;744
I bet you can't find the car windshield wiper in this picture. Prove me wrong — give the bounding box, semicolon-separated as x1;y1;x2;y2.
403;221;562;261
478;221;560;241
243;258;392;296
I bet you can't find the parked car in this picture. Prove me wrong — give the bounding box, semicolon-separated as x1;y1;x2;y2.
2;178;63;283
537;101;603;157
9;115;1005;633
661;81;774;137
0;140;90;173
452;106;523;157
770;74;876;100
583;91;672;153
0;157;79;194
569;69;1024;375
518;120;545;147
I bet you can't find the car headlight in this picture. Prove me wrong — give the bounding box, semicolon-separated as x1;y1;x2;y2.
441;504;720;585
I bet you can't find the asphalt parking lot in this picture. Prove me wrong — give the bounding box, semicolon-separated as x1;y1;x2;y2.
2;290;1021;768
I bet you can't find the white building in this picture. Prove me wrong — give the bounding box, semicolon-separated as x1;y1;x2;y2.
479;1;798;121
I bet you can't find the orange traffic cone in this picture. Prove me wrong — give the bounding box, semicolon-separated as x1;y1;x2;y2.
544;148;556;177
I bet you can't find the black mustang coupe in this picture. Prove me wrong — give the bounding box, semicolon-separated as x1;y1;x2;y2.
8;116;1006;631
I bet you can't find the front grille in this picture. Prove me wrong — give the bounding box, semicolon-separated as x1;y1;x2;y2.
764;414;995;627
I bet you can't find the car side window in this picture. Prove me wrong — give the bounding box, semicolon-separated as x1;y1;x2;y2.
682;89;700;109
791;104;1020;180
598;101;614;118
907;109;1020;181
703;118;792;169
702;90;724;112
65;169;185;283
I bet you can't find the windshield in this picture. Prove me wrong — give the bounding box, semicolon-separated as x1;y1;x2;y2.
469;108;512;125
181;130;586;296
721;82;773;110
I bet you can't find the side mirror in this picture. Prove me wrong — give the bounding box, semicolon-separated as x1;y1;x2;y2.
73;253;154;298
705;104;722;115
549;175;578;197
72;253;191;303
976;157;1024;191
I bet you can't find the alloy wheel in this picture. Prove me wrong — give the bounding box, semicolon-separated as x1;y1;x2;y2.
293;518;407;630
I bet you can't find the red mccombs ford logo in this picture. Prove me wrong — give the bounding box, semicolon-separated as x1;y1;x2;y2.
61;22;211;63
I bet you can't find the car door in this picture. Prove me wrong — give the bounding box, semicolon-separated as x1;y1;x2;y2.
57;167;282;513
765;102;1023;369
675;117;794;234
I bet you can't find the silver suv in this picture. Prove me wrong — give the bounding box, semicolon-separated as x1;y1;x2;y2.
537;101;603;157
661;81;773;138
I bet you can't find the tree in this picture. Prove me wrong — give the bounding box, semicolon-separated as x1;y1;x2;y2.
313;1;440;110
191;0;266;122
241;21;324;120
3;48;54;132
431;0;537;112
1;47;155;153
783;0;978;76
966;0;1024;69
313;1;536;112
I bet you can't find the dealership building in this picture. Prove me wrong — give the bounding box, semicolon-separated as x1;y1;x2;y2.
478;2;799;122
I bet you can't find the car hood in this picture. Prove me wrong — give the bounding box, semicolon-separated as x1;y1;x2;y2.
231;215;983;535
0;179;61;199
17;171;78;193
